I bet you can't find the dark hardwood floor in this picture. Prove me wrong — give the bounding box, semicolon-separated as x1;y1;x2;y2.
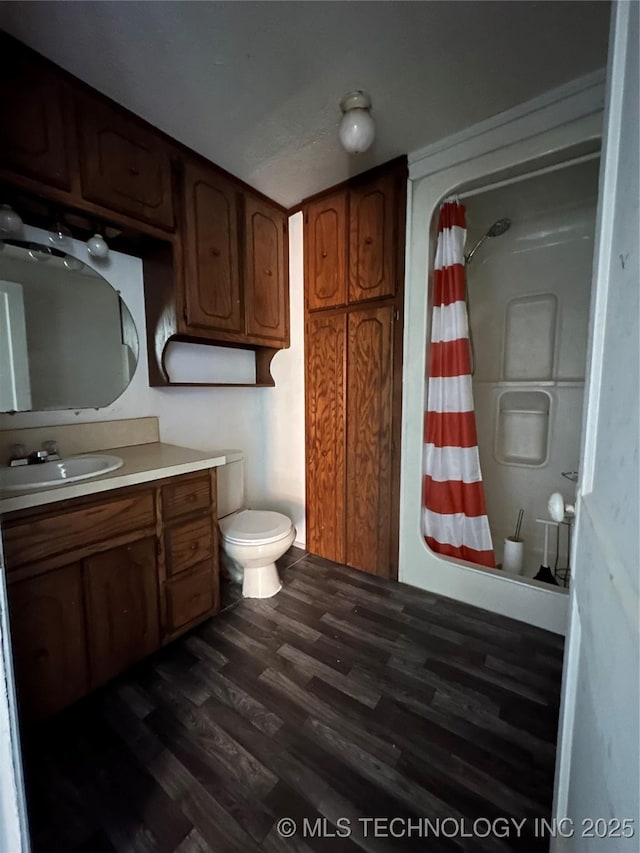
21;548;564;853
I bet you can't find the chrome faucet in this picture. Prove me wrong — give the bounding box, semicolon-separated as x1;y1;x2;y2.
8;440;60;467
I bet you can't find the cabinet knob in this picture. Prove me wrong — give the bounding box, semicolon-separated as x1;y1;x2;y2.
191;542;198;551
35;649;47;661
321;251;328;258
130;167;140;177
210;247;220;257
365;236;373;245
187;494;196;502
265;269;272;277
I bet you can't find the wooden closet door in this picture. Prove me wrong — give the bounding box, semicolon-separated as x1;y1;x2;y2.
183;160;243;333
348;170;397;304
244;195;288;342
305;191;347;311
346;305;394;576
84;537;160;687
306;313;346;562
8;563;89;720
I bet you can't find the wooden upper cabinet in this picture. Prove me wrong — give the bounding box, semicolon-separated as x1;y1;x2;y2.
84;537;160;688
244;195;288;342
182;159;243;334
75;94;175;229
8;563;89;721
0;46;72;190
348;170;397;304
305;191;347;311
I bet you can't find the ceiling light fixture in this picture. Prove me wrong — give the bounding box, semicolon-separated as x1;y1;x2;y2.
338;90;375;154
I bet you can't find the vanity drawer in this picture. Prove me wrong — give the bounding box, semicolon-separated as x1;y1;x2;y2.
162;473;212;520
166;517;213;577
166;564;214;632
3;491;156;570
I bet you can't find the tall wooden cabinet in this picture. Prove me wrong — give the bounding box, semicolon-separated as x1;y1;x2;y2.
304;158;407;579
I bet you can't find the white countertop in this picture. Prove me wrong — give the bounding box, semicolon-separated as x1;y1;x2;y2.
0;443;240;515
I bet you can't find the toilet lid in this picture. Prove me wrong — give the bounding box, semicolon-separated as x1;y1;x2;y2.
220;509;292;544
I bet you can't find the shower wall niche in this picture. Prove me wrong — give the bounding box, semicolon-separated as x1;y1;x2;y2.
465;158;599;578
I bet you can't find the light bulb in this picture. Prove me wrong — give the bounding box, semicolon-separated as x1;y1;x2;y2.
63;254;84;271
27;243;53;263
338;91;375;154
87;233;109;258
0;204;23;236
48;221;72;248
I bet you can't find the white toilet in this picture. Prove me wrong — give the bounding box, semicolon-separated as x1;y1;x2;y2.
217;458;295;598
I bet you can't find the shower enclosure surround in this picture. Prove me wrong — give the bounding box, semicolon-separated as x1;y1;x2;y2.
465;162;599;578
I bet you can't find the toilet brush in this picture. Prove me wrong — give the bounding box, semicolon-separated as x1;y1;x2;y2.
534;521;559;585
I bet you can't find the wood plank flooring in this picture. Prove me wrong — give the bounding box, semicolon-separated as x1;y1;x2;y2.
22;548;564;853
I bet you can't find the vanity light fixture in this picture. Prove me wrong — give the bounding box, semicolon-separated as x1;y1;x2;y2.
338;90;375;154
63;255;84;272
48;220;73;248
0;204;24;236
87;232;109;258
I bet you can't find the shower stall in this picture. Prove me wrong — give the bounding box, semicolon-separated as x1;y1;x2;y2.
454;156;600;584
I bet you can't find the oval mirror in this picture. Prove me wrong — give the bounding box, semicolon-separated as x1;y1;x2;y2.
0;239;138;412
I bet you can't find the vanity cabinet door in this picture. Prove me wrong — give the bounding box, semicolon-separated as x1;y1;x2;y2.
0;41;73;190
8;563;89;721
75;94;175;229
305;191;347;311
348;169;398;305
244;195;288;343
182;159;243;334
84;537;160;687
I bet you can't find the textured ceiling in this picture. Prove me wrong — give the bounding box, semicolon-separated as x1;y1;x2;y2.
0;1;610;208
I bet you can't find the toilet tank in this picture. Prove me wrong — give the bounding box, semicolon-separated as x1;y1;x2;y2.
217;458;245;519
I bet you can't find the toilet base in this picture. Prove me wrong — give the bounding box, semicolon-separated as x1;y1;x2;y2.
242;562;282;599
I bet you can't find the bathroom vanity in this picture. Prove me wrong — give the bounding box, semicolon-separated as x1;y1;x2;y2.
0;443;228;721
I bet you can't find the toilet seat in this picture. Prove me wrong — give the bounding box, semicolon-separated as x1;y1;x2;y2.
220;509;293;546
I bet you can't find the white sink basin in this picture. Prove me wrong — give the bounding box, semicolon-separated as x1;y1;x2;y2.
0;454;124;492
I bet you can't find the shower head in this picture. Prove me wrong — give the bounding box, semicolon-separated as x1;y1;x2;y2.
486;217;511;237
465;217;512;264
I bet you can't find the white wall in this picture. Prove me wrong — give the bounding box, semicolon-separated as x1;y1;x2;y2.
251;212;306;546
399;73;605;634
0;225;306;528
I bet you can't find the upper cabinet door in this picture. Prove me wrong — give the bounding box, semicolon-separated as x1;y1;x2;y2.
244;195;288;343
305;191;347;311
75;95;175;229
182;160;243;334
0;46;72;190
348;170;397;304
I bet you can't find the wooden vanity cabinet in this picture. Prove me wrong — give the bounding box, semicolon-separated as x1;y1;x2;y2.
8;563;89;721
3;469;219;721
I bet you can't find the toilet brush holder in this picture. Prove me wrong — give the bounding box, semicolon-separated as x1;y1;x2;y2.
503;537;524;574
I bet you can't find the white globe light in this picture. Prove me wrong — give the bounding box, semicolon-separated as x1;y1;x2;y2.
338;91;375;154
0;204;24;236
87;233;109;258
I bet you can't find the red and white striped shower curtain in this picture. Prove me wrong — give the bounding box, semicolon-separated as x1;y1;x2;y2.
423;200;495;568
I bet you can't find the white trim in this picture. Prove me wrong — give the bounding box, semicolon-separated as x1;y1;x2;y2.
409;69;606;181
